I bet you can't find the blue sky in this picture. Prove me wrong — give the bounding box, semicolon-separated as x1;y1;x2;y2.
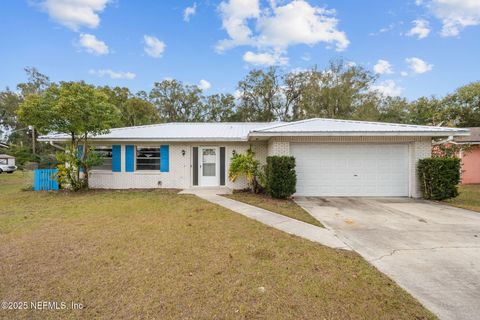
1;0;479;100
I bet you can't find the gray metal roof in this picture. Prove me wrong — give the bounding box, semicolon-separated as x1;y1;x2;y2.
251;118;469;136
39;122;277;142
453;127;480;143
0;154;15;159
38;118;469;142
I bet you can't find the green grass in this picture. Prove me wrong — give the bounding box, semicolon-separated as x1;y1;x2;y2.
0;172;435;319
444;184;480;212
225;192;323;227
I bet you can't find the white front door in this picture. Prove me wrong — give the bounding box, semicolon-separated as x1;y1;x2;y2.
199;147;219;186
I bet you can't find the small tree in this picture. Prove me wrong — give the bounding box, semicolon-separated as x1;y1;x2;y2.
17;81;120;190
228;148;263;193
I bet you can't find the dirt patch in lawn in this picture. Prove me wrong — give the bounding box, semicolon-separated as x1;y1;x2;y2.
0;172;435;319
225;191;324;227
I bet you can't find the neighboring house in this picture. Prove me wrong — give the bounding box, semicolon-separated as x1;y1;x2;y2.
454;127;480;184
38;118;468;197
0;154;15;166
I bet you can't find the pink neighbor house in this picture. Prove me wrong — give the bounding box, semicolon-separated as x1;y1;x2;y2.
455;128;480;184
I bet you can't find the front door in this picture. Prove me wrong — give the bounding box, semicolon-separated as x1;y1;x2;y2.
199;147;219;186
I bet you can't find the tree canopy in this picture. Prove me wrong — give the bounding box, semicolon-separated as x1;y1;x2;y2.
2;63;480;171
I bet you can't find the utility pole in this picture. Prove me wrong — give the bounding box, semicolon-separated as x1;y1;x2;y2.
29;125;35;155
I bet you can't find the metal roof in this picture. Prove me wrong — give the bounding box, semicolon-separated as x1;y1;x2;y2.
250;118;469;137
453;127;480;143
39;122;277;142
0;154;15;159
38;118;469;142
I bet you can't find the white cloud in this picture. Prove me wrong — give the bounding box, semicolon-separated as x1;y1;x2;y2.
401;71;409;77
198;79;211;90
373;59;394;75
184;3;197;22
301;53;311;61
143;35;166;58
217;0;260;50
372;80;403;97
217;0;349;54
418;0;480;36
89;69;136;80
243;51;288;66
39;0;110;30
369;23;395;36
78;33;109;55
407;19;431;39
406;57;433;74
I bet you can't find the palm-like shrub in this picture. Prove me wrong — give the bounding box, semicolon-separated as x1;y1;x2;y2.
229;148;262;193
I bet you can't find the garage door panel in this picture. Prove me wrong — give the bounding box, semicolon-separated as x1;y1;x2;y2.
291;143;409;197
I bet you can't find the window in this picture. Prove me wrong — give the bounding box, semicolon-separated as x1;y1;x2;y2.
202;148;216;176
136;147;160;170
92;147;113;170
0;159;7;165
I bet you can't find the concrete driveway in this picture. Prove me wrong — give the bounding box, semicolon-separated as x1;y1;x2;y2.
295;197;480;320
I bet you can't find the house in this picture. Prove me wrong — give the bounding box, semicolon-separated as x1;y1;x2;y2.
38;118;469;197
453;127;480;184
0;154;15;166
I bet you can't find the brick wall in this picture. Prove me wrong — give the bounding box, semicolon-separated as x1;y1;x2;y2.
89;142;267;190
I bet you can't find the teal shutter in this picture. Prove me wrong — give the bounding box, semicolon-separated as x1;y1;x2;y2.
77;145;84;159
160;145;169;172
77;145;84;173
112;145;121;172
125;145;135;172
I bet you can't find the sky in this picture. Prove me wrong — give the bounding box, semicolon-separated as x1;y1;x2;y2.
1;0;479;100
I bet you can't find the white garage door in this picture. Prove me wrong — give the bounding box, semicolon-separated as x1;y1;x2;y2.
291;143;409;196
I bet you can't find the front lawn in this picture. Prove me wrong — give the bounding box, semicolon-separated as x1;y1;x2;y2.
225;191;323;227
444;184;480;212
0;172;435;319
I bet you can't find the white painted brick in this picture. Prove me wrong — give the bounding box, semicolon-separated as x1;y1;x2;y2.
89;142;267;190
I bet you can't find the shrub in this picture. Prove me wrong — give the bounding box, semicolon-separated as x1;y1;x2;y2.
265;156;296;199
418;157;461;200
229;148;263;193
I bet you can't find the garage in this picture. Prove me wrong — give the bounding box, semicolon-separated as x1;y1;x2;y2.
291;143;410;196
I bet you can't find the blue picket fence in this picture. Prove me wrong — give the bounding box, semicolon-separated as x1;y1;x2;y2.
33;169;59;191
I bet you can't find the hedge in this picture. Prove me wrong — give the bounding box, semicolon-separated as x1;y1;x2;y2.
418;157;461;200
265;156;296;199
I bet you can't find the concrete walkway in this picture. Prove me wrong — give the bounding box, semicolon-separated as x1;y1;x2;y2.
181;189;350;250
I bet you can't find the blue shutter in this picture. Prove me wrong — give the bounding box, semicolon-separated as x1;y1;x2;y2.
77;145;84;173
112;145;121;172
77;145;84;159
125;145;135;172
160;145;169;172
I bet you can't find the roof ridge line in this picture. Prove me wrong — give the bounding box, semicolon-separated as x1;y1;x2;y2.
253;118;318;132
312;117;459;130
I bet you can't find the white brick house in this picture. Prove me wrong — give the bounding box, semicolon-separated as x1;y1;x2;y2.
38;118;468;198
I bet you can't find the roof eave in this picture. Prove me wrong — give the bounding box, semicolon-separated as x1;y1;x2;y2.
37;137;250;143
248;131;470;137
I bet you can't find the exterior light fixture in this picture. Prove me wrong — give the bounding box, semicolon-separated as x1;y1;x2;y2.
182;149;186;156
